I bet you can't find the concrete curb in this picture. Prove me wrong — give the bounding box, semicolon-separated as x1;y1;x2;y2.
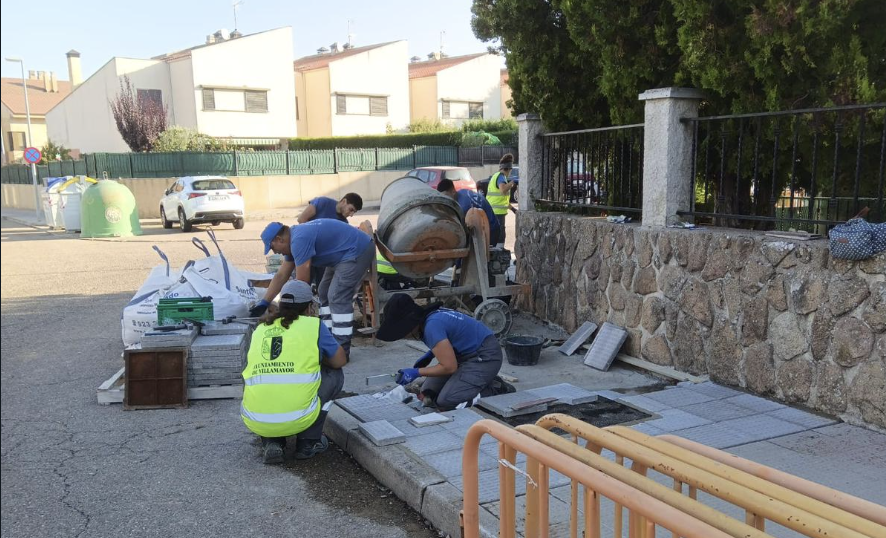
325;404;499;536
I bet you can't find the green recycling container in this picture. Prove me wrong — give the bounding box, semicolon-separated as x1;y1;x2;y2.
79;180;142;238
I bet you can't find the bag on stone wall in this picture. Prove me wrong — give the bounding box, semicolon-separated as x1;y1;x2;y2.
829;208;886;261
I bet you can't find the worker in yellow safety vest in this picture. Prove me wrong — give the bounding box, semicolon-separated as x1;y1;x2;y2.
376;249;422;291
484;153;516;246
242;280;347;464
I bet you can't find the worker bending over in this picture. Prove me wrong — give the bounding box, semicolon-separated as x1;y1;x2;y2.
436;178;500;246
241;280;346;464
376;294;514;410
484;153;516;246
296;193;363;289
252;219;374;357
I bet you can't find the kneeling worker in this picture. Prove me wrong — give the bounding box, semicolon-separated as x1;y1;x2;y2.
252;218;374;357
375;294;514;410
241;280;346;464
436;178;500;245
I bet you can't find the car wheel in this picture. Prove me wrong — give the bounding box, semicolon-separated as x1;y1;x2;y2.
178;208;193;233
233;218;245;230
160;207;172;229
211;220;221;227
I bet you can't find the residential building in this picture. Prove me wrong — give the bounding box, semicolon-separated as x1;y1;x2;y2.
500;69;513;119
1;70;72;163
46;27;297;154
408;53;502;127
294;41;409;138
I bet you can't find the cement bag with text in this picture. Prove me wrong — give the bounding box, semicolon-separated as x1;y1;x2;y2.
189;230;260;305
829;217;886;261
121;246;187;347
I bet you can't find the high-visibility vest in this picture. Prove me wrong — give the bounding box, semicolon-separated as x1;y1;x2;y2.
485;171;510;215
241;316;322;438
376;251;398;275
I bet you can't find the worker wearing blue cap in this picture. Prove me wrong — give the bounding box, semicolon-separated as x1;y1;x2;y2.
252;219;374;357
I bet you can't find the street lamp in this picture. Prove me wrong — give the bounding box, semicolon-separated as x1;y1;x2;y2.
5;56;41;222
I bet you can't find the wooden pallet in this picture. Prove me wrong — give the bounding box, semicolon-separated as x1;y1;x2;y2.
97;367;242;405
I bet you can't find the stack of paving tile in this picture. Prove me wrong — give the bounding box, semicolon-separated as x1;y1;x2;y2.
188;334;248;387
140;326;199;349
200;320;256;336
266;254;285;274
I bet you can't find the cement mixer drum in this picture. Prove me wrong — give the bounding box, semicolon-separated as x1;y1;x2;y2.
377;177;468;279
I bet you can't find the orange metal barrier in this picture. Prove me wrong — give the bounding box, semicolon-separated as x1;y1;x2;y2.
654;432;886;530
533;414;876;538
461;419;733;538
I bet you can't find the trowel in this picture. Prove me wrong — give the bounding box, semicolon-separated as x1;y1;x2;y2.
365;373;396;386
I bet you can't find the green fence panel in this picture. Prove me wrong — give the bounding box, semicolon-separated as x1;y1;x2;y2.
131;153;181;178
48;161;62;177
289;150;334;174
414;146;457;167
85;155;96;177
93;153;133;178
376;148;414;170
180;152;234;176
336;148;376;172
61;160;76;176
237;151;287;175
73;160;87;176
37;165;49;181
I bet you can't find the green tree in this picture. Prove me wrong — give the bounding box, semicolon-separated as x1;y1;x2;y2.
38;140;72;163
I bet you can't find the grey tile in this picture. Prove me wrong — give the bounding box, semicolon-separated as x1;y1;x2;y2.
402;431;465;456
629;423;665;436
583;322;628;371
190;334;246;351
642;409;711;432
389;418;445;437
348;404;420;423
667;423;758;449
681;381;743;400
557;321;598;356
526;383;598;405
439;408;486;430
721;393;786;413
477;391;552;418
423;448;498;477
765;407;838;429
358;420;405;446
594;390;625;401
643;387;717;407
679;400;758;422
336;394;404;413
616;394;671;413
448;467;527;503
718;414;806;442
484;492;577;537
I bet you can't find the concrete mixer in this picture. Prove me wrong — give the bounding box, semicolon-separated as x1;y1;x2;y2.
362;177;527;336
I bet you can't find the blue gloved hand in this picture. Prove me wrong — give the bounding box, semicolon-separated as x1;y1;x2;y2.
249;299;270;317
395;368;420;386
413;351;434;369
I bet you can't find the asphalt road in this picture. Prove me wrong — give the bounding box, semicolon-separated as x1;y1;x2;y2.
0;217;444;538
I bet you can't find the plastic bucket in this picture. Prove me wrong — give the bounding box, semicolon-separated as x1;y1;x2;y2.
504;335;544;366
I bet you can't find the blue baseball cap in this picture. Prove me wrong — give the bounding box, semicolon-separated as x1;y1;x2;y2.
261;222;285;254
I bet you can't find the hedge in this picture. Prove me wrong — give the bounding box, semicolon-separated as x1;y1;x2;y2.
288;130;518;150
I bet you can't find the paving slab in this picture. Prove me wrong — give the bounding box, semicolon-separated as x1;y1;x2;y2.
358;420;406;446
557;321;597;356
201;321;252;335
616;394;671;413
190;334;246;351
389;418;446;437
641;409;712;432
477;391;552;418
629;422;666;437
348;404;420;423
526;383;598;405
448;467;529;503
409;413;454;427
680;381;743;400
402;431;466;456
765;407;838;429
583;322;628;371
484;493;575;538
717;414;806;442
666;423;760;449
423;448;499;477
721;393;786;413
642;387;716;407
678;400;759;422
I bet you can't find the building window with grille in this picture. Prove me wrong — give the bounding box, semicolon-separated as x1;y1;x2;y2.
137;89;163;109
7;132;27;150
335;94;388;116
442;100;483;120
200;87;269;113
245;90;268;113
202;88;216;111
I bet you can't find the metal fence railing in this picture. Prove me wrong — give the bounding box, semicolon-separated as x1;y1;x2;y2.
681;104;886;229
539;124;644;215
0;145;519;184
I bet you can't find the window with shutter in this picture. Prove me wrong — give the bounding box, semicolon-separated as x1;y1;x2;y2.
245;90;268;113
336;95;347;115
469;102;483;119
369;96;388;116
442;101;451;119
202;88;216;110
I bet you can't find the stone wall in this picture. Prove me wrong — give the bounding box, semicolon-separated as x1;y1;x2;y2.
516;211;886;429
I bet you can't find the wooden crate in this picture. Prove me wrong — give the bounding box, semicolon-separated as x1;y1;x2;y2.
98;367;243;405
124;348;188;410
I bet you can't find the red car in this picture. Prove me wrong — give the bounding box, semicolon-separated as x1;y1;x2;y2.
406;166;477;192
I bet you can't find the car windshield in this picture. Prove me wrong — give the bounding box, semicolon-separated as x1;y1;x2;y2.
443;169;472;181
191;179;236;191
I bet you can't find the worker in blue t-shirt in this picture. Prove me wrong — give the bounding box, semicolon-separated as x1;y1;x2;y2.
297;193;363;223
252;219;374;358
436;179;500;246
375;294;515;410
296;193;364;290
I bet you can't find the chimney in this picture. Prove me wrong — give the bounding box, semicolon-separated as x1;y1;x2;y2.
50;72;58;93
43;72;51;91
29;70;38;79
66;50;82;87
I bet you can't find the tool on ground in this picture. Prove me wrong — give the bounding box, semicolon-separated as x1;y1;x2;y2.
180;318;206;328
365;373;396;386
149;324;189;332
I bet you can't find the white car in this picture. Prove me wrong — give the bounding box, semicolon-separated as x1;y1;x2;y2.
160;176;245;232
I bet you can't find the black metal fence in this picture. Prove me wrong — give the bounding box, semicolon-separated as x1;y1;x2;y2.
0;146;518;184
540;124;644;214
681;104;885;231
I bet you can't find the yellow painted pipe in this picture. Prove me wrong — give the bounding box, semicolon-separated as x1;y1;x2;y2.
534;414;871;538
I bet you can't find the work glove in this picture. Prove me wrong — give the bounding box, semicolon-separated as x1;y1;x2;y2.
395;368;420;386
249;299;270;318
413;351;434;369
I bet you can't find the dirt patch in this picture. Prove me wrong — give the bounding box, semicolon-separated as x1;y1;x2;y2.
282;442;441;537
499;397;651;429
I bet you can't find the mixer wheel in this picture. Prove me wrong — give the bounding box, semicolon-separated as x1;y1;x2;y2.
473;299;512;337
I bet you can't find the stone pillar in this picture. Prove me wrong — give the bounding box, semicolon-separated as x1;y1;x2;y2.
517;113;544;212
638;88;705;227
